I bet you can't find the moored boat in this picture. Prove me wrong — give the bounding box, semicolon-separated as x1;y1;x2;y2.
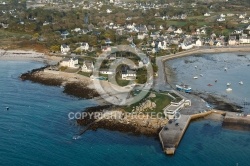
176;84;192;93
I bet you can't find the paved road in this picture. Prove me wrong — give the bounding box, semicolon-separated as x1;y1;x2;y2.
153;56;171;91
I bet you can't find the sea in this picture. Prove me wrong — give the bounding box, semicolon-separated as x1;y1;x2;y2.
166;52;250;112
1;59;250;166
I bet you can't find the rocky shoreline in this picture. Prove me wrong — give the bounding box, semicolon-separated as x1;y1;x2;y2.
20;67;100;99
193;92;243;112
19;65;244;137
76;106;167;137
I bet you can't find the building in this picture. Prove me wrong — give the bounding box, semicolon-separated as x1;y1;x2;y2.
61;44;70;54
239;34;250;44
79;42;89;51
204;13;210;17
228;36;238;45
195;39;203;47
60;57;79;68
163;92;191;120
82;61;94;72
121;68;136;80
99;69;114;75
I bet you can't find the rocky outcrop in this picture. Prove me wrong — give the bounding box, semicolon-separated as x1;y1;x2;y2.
133;100;156;112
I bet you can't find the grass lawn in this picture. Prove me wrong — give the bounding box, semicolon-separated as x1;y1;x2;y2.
0;29;31;39
147;93;172;113
123;91;172;115
78;71;92;77
166;20;187;27
115;74;132;86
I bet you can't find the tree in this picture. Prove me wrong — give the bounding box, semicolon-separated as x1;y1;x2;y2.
50;45;60;53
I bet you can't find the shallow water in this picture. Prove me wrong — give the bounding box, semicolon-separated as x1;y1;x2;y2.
166;53;250;112
1;60;250;165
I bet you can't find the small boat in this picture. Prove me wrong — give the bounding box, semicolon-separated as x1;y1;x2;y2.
6;107;9;111
200;74;203;77
195;66;197;68
226;88;232;91
224;67;227;71
239;81;243;85
215;80;217;82
176;84;192;93
193;76;198;79
227;83;231;86
207;84;213;86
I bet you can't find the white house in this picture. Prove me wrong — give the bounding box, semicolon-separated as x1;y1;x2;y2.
201;29;206;35
137;33;148;40
106;9;112;13
79;42;89;51
239;14;245;19
181;43;193;50
82;61;94;72
220;14;225;18
60;57;79;68
158;41;168;50
151;41;156;47
61;44;70;54
228;36;238;46
195;39;203;47
204;13;210;17
174;28;183;34
217;17;225;22
196;29;201;35
215;41;222;47
239;34;250;44
122;70;136;80
99;69;114;75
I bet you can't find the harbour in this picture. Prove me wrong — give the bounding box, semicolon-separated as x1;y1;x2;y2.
159;110;250;155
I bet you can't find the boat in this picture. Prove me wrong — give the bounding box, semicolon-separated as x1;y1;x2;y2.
207;84;213;86
224;67;227;71
227;83;231;86
195;66;197;68
226;88;232;91
176;84;192;93
200;74;203;77
193;76;198;79
239;81;243;85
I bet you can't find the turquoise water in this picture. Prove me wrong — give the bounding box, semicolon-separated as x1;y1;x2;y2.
1;61;250;166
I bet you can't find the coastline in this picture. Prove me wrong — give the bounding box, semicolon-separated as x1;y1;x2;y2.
76;106;168;137
160;47;250;112
17;47;250;137
0;49;45;61
20;67;101;100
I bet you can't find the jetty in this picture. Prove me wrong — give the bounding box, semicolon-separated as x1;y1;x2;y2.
159;110;225;155
222;112;250;131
